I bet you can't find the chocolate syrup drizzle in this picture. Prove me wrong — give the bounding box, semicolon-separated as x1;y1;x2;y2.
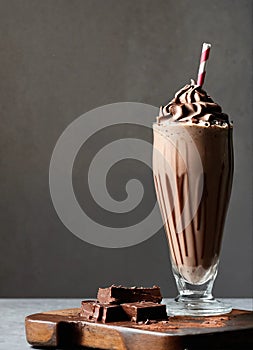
153;125;233;282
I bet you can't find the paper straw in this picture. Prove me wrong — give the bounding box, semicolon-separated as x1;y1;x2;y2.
197;43;211;86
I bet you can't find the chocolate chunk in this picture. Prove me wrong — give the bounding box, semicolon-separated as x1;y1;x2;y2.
80;300;127;323
80;300;102;321
101;304;128;323
97;285;162;304
121;302;168;323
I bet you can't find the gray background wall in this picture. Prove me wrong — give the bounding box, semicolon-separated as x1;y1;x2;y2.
0;0;252;297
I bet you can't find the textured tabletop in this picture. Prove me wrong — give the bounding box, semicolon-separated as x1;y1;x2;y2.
0;298;252;350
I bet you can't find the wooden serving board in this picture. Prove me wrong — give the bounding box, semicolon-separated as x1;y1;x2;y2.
25;308;253;350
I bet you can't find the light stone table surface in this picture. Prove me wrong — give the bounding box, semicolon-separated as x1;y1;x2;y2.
0;298;252;350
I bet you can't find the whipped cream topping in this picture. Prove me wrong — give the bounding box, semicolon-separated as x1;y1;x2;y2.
157;79;229;126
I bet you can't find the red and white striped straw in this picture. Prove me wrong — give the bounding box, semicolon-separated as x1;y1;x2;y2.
197;43;211;86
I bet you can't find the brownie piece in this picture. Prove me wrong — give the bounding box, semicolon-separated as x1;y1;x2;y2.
80;300;102;321
121;302;168;322
101;304;128;323
97;285;162;304
80;300;127;323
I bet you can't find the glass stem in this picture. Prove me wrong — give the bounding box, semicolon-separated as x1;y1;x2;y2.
174;269;217;302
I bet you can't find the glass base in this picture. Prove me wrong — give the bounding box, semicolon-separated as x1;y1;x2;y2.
166;298;232;316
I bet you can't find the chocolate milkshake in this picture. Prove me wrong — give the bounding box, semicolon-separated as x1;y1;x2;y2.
153;80;233;287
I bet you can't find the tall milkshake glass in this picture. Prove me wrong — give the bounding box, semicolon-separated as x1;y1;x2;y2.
153;79;234;316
